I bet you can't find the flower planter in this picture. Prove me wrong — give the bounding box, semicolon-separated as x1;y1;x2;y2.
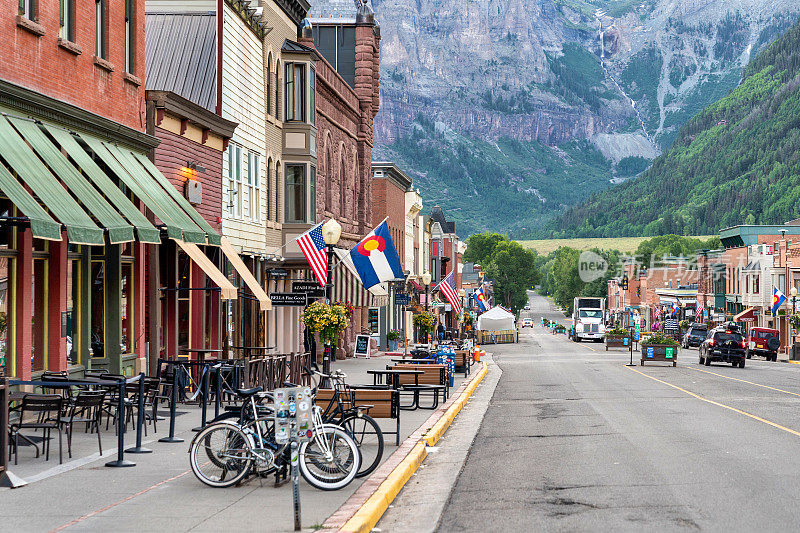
605;335;631;351
641;344;678;366
387;339;398;352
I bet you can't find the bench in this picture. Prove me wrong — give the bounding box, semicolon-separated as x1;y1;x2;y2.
315;387;401;445
453;350;471;378
391;364;448;410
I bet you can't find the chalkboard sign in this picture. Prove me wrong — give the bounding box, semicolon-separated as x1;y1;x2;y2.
354;335;371;358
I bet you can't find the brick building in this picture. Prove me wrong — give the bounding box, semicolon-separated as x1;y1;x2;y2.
0;0;221;379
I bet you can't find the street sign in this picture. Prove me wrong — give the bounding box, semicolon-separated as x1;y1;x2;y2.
634;320;641;341
270;293;308;306
291;281;325;298
395;293;409;306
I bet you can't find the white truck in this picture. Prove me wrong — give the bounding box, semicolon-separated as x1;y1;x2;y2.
572;297;606;342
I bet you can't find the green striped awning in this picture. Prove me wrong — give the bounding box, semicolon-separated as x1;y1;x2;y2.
0;118;103;245
82;137;206;244
0;162;61;241
9;117;136;244
44;127;162;244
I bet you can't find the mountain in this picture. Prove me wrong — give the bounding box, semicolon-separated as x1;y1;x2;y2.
370;0;799;237
550;17;800;237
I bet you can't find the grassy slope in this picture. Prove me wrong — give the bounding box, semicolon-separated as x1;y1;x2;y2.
519;236;713;254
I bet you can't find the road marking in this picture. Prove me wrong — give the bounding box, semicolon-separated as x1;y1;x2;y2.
626;366;800;439
687;366;800;398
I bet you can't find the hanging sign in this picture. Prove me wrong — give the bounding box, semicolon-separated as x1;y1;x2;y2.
269;293;308;306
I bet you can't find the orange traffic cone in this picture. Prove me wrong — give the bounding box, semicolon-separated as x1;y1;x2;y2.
474;345;481;363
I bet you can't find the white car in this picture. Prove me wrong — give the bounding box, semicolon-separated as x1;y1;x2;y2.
524;305;531;310
522;318;533;328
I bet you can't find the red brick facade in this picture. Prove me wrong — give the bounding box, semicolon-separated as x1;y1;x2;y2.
1;0;146;131
371;178;406;269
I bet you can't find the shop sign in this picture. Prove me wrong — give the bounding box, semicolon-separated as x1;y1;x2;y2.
292;281;325;298
269;293;308;306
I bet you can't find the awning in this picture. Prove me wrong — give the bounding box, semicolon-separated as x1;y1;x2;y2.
173;239;237;300
10;117;136;244
734;307;756;322
45;126;161;244
220;237;272;311
0;162;61;241
0;117;103;245
83;137;207;244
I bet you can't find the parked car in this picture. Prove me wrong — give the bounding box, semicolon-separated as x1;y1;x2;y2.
523;305;531;311
746;327;781;361
682;324;707;348
521;318;533;328
699;324;747;368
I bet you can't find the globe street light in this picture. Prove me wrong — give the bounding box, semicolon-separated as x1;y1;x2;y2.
421;271;432;311
792;286;798;315
321;218;342;384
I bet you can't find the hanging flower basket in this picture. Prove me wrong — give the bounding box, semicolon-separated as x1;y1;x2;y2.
301;301;350;345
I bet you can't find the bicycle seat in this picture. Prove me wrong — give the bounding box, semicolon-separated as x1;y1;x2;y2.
235;386;263;397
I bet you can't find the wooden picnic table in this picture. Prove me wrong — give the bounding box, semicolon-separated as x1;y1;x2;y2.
389;358;439;364
367;369;423;389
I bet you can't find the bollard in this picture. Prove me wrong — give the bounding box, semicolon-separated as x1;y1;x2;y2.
106;377;136;467
126;373;152;454
159;365;184;443
193;364;210;432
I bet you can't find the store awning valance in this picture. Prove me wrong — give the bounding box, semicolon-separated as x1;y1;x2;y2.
45;126;162;244
84;139;207;245
10;117;136;244
173;239;237;300
0;118;103;245
734;307;756;322
0;162;61;241
220;237;272;311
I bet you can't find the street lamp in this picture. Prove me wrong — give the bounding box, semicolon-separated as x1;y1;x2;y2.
320;218;342;384
421;271;432;310
792;286;798;314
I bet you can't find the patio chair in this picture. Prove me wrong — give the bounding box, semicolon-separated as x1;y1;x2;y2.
9;394;64;464
59;391;105;458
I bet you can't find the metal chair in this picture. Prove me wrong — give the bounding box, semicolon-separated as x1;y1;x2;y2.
9;394;64;464
59;391;105;458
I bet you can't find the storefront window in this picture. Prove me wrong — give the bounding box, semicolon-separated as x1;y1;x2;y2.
67;258;79;365
121;262;133;353
32;258;46;371
91;261;105;358
0;257;10;374
178;252;190;353
368;308;379;334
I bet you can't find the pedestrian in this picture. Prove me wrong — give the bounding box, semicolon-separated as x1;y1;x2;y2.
437;322;445;342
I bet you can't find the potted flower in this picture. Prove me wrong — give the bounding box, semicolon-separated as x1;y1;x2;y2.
301;301;350;361
640;332;679;366
386;330;402;351
604;327;631;351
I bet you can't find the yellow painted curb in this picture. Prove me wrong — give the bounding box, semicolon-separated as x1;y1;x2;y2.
338;361;489;533
788;360;800;365
339;441;428;533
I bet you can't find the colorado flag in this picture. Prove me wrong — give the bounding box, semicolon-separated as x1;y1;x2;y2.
773;286;787;317
474;286;490;312
350;220;404;289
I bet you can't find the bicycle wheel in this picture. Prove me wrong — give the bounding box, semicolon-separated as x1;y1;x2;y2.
340;413;384;478
189;423;253;488
299;424;360;490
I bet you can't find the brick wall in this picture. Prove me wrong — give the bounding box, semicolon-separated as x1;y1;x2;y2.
1;0;146;131
153;127;223;233
371;177;406;269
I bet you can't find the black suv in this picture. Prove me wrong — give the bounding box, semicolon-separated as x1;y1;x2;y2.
682;324;707;348
699;324;746;368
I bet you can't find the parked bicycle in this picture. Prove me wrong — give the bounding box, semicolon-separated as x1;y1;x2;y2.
188;386;360;490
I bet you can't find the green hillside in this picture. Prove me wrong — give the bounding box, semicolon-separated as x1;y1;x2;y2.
549;18;800;238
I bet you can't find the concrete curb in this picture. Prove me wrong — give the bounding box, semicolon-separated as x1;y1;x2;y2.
336;362;489;533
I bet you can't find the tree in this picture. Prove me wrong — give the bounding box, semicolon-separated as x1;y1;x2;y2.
464;233;509;265
483;240;539;313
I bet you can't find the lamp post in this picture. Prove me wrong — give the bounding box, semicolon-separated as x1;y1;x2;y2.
321;219;342;385
792;286;798;315
421;271;432;343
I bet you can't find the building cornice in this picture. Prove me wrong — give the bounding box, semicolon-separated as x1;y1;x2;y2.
146;90;238;139
274;0;310;27
0;79;159;151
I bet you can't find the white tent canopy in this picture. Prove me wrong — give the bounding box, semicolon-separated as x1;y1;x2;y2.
477;306;516;331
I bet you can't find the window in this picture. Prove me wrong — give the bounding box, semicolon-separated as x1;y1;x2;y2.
285;63;305;122
313;25;356;88
275;61;281;121
59;0;74;41
310;67;316;126
95;0;106;58
247;152;261;222
275;163;281;222
266;56;272;116
310;166;316;221
266;158;272;221
285;164;306;223
121;262;133;353
227;145;242;217
90;261;104;358
124;0;134;73
753;275;759;295
18;0;35;19
779;274;786;293
339;155;347;215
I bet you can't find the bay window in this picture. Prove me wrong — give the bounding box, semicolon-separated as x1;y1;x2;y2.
285;164;306;223
285;63;306;122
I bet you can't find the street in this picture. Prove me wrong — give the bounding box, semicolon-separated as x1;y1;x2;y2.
436;291;800;532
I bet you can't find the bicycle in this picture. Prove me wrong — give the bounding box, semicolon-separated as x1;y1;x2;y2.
188;386;360;490
310;368;384;478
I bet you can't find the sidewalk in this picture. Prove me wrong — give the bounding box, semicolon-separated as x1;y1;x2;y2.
0;355;472;532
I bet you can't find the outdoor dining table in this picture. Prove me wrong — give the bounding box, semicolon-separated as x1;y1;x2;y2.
187;348;223;363
367;369;423;389
390;358;439;364
233;346;276;357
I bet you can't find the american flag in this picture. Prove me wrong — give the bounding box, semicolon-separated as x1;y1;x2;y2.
435;271;461;314
296;222;328;287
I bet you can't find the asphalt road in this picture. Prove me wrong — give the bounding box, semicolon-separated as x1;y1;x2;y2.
437;291;800;532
